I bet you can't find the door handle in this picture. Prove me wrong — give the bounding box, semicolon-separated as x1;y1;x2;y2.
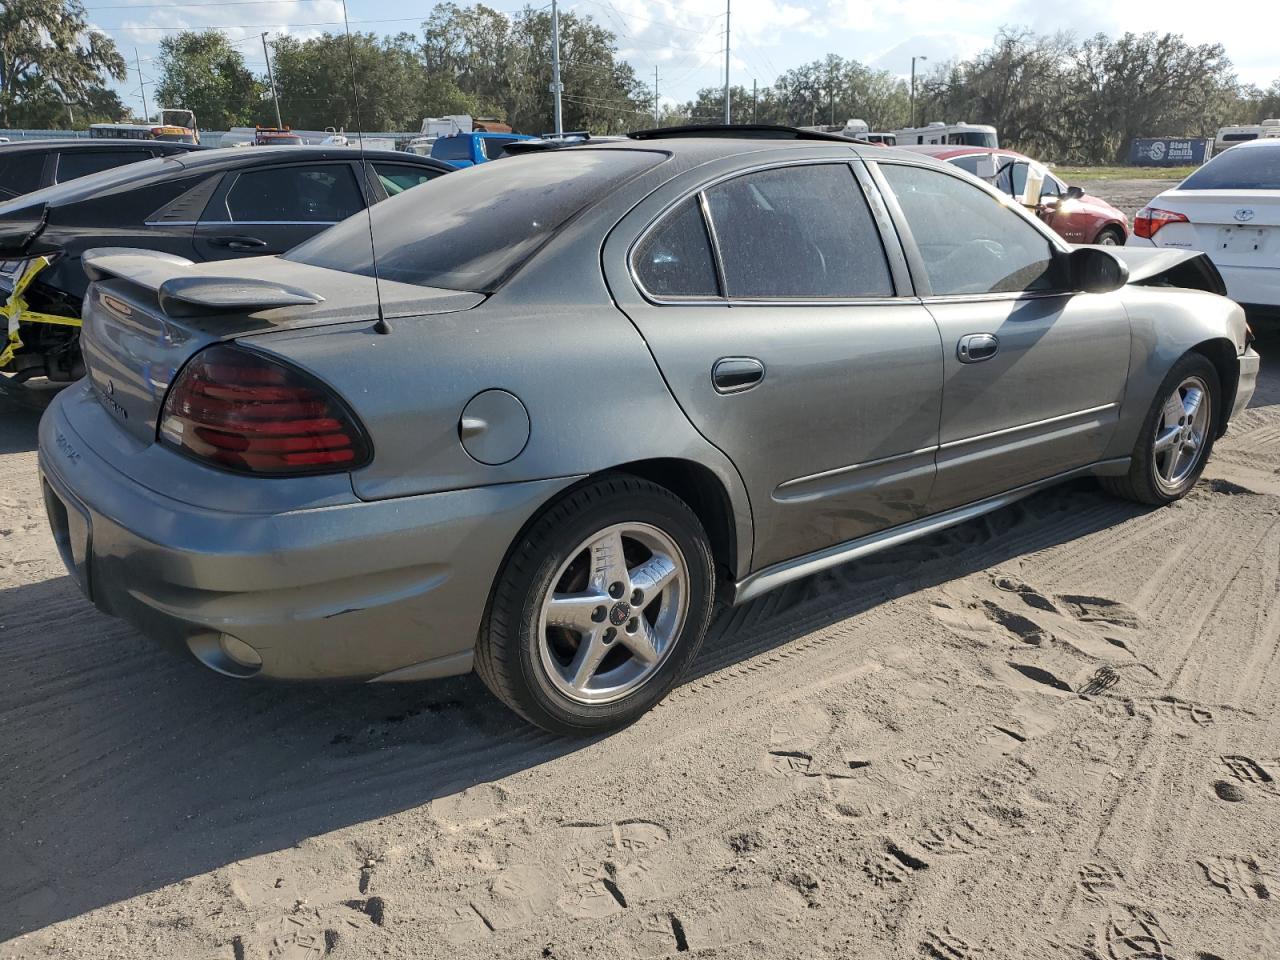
712;357;765;394
208;235;268;250
957;334;999;363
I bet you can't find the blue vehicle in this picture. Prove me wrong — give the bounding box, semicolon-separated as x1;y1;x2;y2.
430;132;533;168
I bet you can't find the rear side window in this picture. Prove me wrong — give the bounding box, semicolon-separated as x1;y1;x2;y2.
1181;146;1280;190
55;149;149;183
0;154;43;196
287;150;662;292
431;137;472;162
703;164;894;298
372;163;441;196
635;199;719;298
224;164;363;222
879;163;1064;296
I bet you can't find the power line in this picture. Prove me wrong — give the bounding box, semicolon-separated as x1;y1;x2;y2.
93;16;427;29
86;0;331;8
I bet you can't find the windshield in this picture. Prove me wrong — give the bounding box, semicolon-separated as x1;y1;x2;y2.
949;131;998;147
286;149;662;292
1181;146;1280;190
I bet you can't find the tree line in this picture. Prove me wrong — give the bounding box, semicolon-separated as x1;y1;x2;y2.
3;1;1280;164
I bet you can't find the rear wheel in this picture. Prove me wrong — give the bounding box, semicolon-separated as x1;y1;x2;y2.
1102;353;1219;505
475;475;715;735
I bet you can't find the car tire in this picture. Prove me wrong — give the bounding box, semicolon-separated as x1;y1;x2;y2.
1102;352;1220;506
1095;226;1125;246
475;474;715;735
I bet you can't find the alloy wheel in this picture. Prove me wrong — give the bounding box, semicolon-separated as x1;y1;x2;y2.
537;522;689;704
1152;374;1211;491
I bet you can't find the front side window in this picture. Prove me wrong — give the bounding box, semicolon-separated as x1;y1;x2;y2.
703;164;894;299
634;198;718;298
879;163;1065;296
224;164;363;223
1039;175;1063;200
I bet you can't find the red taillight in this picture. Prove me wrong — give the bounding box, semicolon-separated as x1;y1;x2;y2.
1134;207;1189;240
159;344;370;475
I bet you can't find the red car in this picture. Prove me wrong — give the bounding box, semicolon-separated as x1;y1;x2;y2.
899;145;1129;246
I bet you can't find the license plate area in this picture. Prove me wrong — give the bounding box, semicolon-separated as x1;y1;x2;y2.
41;476;92;598
1218;225;1270;254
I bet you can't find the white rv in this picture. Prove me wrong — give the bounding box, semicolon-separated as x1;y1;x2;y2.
1215;119;1280;153
891;121;998;148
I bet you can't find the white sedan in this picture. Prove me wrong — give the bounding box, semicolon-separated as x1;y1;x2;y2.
1131;139;1280;313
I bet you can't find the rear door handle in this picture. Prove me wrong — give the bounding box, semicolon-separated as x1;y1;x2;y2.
208;235;268;250
712;357;765;394
957;333;999;363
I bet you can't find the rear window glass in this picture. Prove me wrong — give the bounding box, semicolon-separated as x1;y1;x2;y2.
287;150;662;292
1182;146;1280;190
55;149;149;183
431;136;472;162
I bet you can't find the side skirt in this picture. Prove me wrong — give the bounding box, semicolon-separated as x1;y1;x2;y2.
731;458;1131;605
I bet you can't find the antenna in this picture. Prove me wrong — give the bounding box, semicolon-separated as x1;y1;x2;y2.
338;0;391;335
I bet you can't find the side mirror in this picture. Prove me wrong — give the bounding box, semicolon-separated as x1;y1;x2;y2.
1064;185;1085;201
1069;246;1129;293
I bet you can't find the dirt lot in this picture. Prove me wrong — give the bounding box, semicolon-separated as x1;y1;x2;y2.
1071;177;1176;221
3;200;1279;956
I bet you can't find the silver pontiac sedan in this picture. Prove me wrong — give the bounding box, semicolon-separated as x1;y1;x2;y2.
38;128;1259;734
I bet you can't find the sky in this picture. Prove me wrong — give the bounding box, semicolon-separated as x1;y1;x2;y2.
87;0;1278;125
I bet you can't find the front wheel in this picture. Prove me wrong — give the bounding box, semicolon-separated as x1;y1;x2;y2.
1102;353;1220;505
475;475;715;735
1095;226;1125;246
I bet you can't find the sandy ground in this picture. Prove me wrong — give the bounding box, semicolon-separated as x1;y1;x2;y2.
1071;179;1177;222
3;189;1279;957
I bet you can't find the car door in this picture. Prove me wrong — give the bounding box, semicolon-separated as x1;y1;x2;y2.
610;158;944;571
872;160;1131;513
192;161;366;260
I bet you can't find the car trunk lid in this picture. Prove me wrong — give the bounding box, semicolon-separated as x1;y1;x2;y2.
79;250;482;447
1155;189;1280;266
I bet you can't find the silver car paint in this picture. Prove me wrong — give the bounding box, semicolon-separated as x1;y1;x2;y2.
38;138;1257;685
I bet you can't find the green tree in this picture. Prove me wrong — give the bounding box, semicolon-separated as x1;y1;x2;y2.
155;30;263;130
0;0;126;127
271;31;477;131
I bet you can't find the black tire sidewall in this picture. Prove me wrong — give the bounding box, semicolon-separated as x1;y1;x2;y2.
488;477;714;734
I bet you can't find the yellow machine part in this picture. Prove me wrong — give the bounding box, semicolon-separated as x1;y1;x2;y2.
0;256;81;369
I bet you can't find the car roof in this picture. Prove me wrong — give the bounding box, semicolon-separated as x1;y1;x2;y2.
0;139;196;154
894;144;1027;161
3;146;450;211
575;134;956;169
1228;137;1280;150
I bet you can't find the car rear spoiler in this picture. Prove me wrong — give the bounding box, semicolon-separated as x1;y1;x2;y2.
82;247;325;317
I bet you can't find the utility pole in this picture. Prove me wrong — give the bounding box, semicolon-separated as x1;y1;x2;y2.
262;33;283;129
910;55;927;129
752;78;757;123
134;48;149;122
722;0;730;124
653;66;659;127
550;0;564;136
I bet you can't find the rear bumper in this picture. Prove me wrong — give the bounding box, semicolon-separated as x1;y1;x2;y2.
1216;264;1280;309
38;386;575;682
1232;346;1261;421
